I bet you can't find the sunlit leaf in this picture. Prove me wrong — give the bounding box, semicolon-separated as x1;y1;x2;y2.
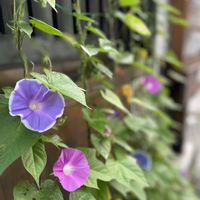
94;63;113;79
169;15;189;27
167;69;186;84
132;98;172;125
109;51;134;64
18;21;33;38
2;87;13;99
73;13;95;23
100;89;129;114
91;134;111;159
112;136;133;152
47;0;57;11
119;0;140;7
116;12;150;36
31;69;88;107
99;38;119;54
159;3;181;16
80;148;112;189
29;18;77;45
111;180;147;200
165;50;182;68
13;180;37;200
39;179;64;200
82;109;107;134
42;134;67;148
70;187;96;200
87;26;106;38
106;150;148;188
22;140;47;187
81;45;99;57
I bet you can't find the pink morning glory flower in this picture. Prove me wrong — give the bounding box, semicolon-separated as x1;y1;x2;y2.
9;79;65;132
103;126;112;137
53;148;90;192
143;75;161;94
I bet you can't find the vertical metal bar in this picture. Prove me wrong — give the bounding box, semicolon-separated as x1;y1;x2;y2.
31;1;53;37
100;0;109;36
0;0;12;34
0;4;5;34
89;0;99;23
56;0;74;34
80;0;86;13
79;0;86;34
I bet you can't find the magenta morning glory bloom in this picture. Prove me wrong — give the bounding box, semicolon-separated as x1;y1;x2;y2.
53;148;90;192
143;75;161;94
103;125;112;137
9;79;65;132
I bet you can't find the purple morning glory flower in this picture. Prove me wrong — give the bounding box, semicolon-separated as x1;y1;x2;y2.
143;75;161;94
53;148;90;192
107;111;120;120
180;170;188;177
9;79;65;132
131;150;152;170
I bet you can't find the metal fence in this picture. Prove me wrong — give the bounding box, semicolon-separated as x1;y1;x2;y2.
0;0;155;68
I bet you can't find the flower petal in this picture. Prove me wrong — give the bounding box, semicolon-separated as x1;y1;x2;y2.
9;90;31;117
59;166;90;192
59;174;82;192
41;91;65;119
53;159;65;178
143;75;161;94
16;79;48;100
132;150;152;170
22;111;56;132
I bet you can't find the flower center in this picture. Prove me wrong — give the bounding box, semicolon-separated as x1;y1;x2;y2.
29;101;41;111
146;82;153;90
63;164;73;176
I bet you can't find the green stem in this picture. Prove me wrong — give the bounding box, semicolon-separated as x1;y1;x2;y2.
74;0;88;90
74;0;93;147
13;2;16;23
19;50;29;77
13;0;29;78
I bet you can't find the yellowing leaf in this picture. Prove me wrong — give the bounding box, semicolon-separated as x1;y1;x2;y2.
119;0;140;7
124;13;151;36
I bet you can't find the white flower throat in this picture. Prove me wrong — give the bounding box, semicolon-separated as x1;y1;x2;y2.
29;101;41;111
146;82;153;90
63;164;73;175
